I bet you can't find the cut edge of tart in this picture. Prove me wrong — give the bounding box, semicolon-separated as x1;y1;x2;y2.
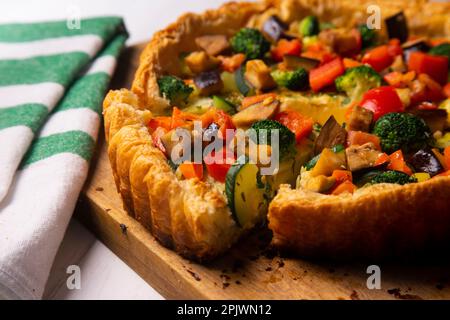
103;0;450;261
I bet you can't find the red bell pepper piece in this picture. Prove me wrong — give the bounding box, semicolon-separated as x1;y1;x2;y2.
329;170;354;195
151;127;167;154
374;153;390;166
343;58;362;69
359;86;404;121
387;150;413;176
171;107;199;129
383;71;415;88
201;108;235;141
387;39;403;57
309;57;345;92
362;45;394;72
416;101;438;110
331;180;356;195
271;39;302;62
204;147;235;182
274;110;314;143
410;73;445;105
332;170;353;184
148;116;172;132
219;53;246;73
444;83;450;98
408;52;448;85
435;170;450;178
361;39;403;73
179;161;204;180
346;131;382;151
444;146;450;171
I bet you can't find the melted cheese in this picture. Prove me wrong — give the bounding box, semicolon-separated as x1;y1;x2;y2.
280;92;349;125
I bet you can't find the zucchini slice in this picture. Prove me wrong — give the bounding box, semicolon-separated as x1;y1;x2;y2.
225;157;267;228
183;97;213;115
234;66;254;97
212;96;236;114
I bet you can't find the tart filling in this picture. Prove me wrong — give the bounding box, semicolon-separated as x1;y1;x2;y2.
147;10;450;228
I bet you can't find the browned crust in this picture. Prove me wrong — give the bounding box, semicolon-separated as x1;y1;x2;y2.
131;1;268;112
103;89;240;260
104;0;450;260
269;178;450;259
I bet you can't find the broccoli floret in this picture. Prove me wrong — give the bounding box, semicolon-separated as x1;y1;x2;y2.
335;65;381;102
358;24;377;49
157;75;193;106
372;112;431;154
250;120;295;158
230;28;270;60
429;43;450;69
370;171;417;185
299;16;319;37
271;68;309;90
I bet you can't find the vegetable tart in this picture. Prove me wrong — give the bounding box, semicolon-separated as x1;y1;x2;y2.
103;0;450;261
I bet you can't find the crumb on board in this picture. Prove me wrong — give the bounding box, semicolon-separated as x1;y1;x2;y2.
186;269;201;281
387;288;423;300
350;290;360;300
220;274;231;289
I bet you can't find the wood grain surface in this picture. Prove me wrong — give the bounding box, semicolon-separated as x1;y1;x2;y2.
75;44;450;300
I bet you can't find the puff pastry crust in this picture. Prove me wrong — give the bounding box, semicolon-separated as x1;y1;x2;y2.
103;0;450;260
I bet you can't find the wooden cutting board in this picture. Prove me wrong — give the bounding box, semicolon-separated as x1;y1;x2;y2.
75;44;450;300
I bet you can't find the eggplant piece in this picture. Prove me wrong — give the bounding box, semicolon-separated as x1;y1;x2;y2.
409;148;444;177
281;55;320;71
234;65;253;96
232;99;280;128
318;28;361;56
347;106;374;132
314;116;347;155
185;51;220;74
385;11;409;43
195;35;230;56
194;70;223;96
410;109;448;133
262;15;288;42
402;38;430;62
345;143;382;172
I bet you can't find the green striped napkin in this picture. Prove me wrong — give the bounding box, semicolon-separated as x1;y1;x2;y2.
0;17;127;299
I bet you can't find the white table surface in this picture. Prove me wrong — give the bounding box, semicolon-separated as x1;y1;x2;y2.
0;0;233;300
